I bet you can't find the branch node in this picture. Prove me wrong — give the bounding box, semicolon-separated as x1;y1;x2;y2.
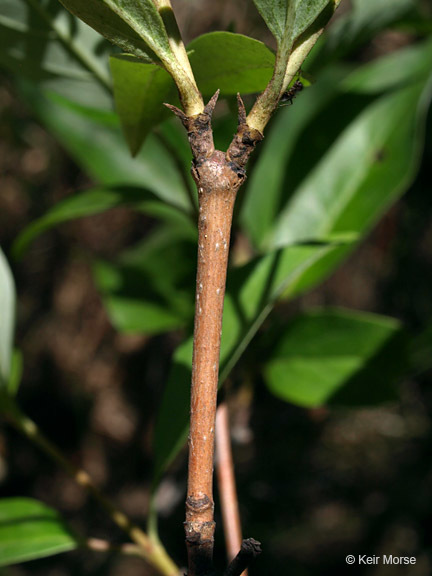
186;494;214;517
226;123;263;171
184;521;215;545
165;93;220;162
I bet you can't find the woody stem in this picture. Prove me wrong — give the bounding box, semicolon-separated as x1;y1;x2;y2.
166;92;262;576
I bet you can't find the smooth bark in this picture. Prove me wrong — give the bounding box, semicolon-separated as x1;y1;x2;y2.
167;94;262;575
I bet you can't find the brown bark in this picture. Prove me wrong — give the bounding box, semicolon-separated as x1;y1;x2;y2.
166;93;262;576
185;158;237;575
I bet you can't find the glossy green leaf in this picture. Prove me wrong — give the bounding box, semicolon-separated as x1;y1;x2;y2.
263;308;407;407
0;0;112;109
0;498;79;567
93;227;196;334
188;32;275;96
241;66;344;249
251;0;331;46
22;83;192;211
270;72;432;248
242;40;432;251
57;0;172;63
110;54;176;156
12;186;190;259
153;240;351;480
0;248;15;391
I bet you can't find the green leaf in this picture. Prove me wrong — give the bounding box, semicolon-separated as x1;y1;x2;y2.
293;0;333;40
0;0;112;109
263;308;408;407
108;32;278;153
251;0;288;45
0;498;79;567
241;66;344;249
153;240;351;480
251;0;331;46
21;83;193;211
188;32;275;96
270;72;432;248
342;37;432;95
12;186;189;259
110;54;176;156
0;248;15;391
57;0;173;63
242;40;432;251
93;226;196;334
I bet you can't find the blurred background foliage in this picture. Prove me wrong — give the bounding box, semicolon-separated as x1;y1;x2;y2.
1;0;432;574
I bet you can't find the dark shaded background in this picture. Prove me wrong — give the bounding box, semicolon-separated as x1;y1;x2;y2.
1;1;432;574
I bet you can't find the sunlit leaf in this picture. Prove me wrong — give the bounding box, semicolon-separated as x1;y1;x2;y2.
240;66;344;249
263;308;407;407
57;0;173;63
251;0;331;46
242;40;432;251
270;76;432;248
188;32;275;96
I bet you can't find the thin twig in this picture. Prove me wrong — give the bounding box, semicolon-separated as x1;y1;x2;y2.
6;406;179;576
86;538;147;558
215;402;245;571
223;539;262;576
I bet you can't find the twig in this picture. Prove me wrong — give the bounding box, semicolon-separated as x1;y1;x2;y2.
5;406;179;576
223;539;262;576
86;538;147;558
152;0;203;115
215;402;244;569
